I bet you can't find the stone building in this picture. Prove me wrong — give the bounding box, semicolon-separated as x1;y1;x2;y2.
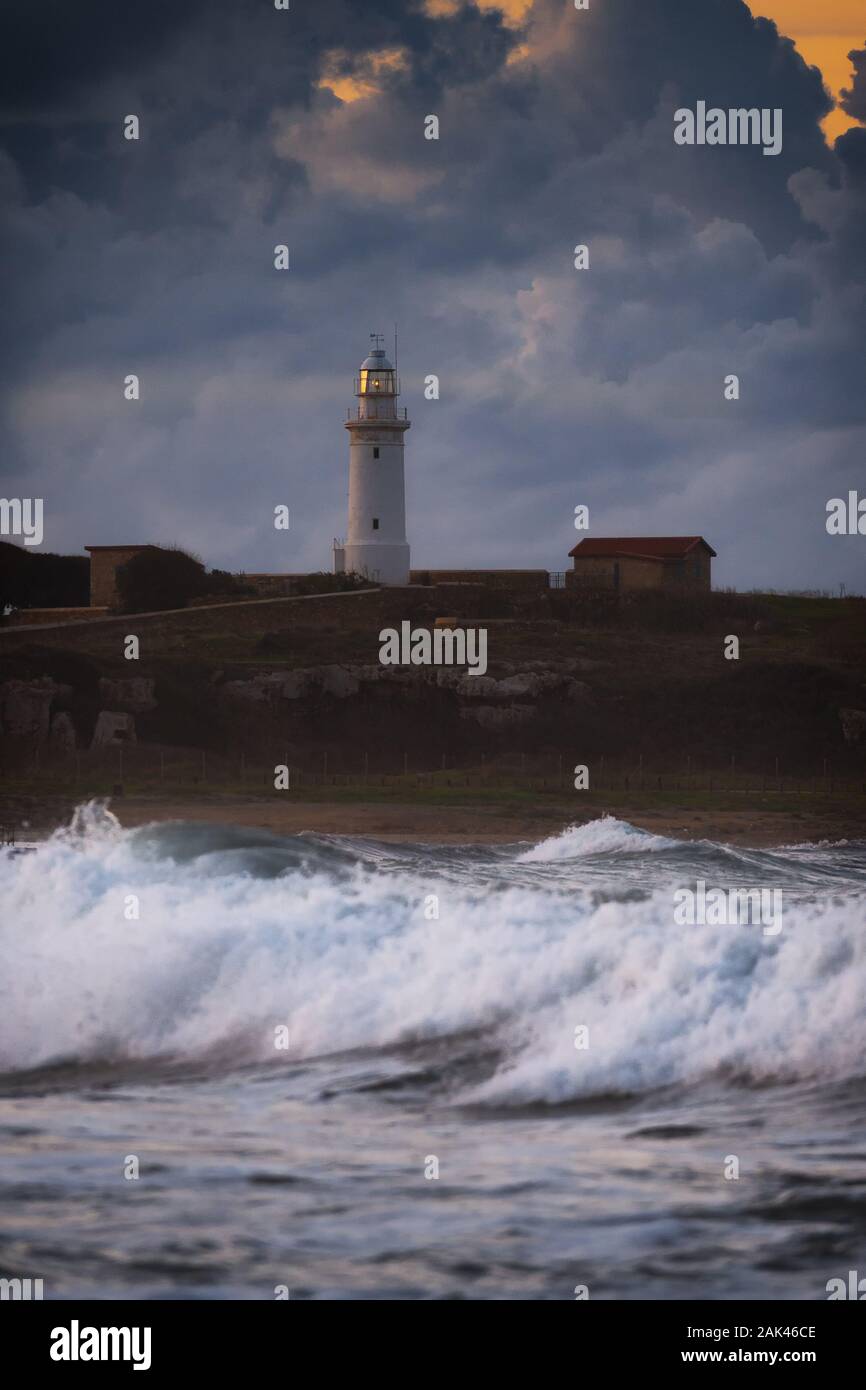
85;545;154;608
568;537;715;592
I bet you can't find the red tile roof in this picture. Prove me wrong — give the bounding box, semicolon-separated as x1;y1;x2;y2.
569;536;716;560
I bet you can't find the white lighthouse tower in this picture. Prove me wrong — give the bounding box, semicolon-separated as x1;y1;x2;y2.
334;334;411;586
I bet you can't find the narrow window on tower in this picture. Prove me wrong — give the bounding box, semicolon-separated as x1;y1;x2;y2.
372;518;380;530
373;447;380;459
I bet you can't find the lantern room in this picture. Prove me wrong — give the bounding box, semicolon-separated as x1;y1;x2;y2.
356;335;397;396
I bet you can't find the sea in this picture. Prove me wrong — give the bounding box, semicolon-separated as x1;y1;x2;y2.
1;803;864;1301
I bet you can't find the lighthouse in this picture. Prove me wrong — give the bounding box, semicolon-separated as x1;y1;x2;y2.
334;334;411;586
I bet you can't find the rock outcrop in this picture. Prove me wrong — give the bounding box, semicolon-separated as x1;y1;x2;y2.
459;704;536;728
213;662;594;748
219;662;587;708
221;665;365;706
49;711;77;752
0;678;71;742
98;677;157;713
840;708;866;745
91;711;136;748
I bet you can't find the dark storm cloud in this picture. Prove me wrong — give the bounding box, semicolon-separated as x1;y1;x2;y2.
840;41;866;123
0;0;864;592
836;42;866;193
0;0;211;111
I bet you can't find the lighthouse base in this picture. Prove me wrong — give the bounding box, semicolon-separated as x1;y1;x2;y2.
342;541;410;586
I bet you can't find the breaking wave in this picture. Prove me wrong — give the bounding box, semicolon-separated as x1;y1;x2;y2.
1;803;864;1104
517;815;675;861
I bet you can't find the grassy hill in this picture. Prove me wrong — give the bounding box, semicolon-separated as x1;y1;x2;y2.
1;588;863;781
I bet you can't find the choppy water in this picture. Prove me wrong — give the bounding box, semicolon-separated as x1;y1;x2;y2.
1;804;865;1300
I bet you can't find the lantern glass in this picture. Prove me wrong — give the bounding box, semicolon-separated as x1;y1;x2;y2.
359;369;394;394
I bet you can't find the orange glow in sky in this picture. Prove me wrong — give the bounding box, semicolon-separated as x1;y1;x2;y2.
756;0;863;139
473;2;864;141
366;3;864;144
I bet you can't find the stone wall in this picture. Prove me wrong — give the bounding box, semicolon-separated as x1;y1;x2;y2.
569;555;712;593
569;556;664;591
409;569;549;592
660;552;712;592
245;570;551;596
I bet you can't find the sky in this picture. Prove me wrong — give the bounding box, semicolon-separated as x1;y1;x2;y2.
1;0;865;593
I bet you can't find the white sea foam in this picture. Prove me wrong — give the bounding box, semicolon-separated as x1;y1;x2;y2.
0;807;864;1101
517;815;675;862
